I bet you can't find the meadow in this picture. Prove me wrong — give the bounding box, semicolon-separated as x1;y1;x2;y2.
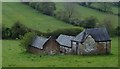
2;37;118;67
55;3;119;28
2;2;75;33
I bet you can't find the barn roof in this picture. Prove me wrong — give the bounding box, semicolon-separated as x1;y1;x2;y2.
31;36;49;49
73;28;111;42
56;34;75;47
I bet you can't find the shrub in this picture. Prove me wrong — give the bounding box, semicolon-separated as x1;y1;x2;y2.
79;16;97;29
20;32;37;50
27;2;56;16
11;21;29;39
2;25;12;39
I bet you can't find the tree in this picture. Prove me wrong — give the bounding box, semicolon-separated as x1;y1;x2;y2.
82;16;97;28
62;2;76;22
98;2;112;12
11;21;28;39
99;17;115;36
36;2;56;16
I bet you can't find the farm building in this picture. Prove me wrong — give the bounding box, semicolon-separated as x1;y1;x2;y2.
28;36;60;55
56;34;75;54
71;28;111;55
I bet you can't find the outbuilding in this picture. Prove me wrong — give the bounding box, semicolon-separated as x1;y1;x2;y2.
28;36;60;55
71;28;111;55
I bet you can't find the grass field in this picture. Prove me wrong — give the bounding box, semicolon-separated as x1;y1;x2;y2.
0;40;2;68
2;2;75;33
55;3;119;28
2;37;118;67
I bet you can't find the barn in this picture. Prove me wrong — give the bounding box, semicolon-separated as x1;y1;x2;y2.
56;34;75;54
71;28;111;55
28;36;60;55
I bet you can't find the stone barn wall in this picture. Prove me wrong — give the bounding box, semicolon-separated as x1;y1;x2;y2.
96;41;111;54
79;35;97;55
44;38;60;55
28;46;43;54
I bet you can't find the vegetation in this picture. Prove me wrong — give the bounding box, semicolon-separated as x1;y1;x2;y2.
2;37;118;67
2;2;75;33
25;2;56;16
11;21;29;39
79;16;97;28
20;32;36;50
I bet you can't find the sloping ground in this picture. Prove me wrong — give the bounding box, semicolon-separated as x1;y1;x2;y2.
2;2;75;33
91;3;119;14
55;3;119;28
2;37;118;67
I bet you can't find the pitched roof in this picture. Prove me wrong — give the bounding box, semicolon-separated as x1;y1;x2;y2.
31;36;48;49
56;34;75;47
73;28;111;42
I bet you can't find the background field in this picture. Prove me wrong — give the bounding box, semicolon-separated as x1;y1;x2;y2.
55;3;119;28
2;37;118;67
2;2;75;33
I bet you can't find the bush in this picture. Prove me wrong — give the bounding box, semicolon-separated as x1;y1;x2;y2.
79;16;97;29
26;2;56;16
20;32;37;50
2;25;12;39
11;21;29;39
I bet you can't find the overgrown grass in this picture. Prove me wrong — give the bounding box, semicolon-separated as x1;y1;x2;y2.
2;2;75;33
2;37;118;67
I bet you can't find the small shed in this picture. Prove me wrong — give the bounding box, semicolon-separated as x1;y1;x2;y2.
71;28;111;55
28;36;60;55
56;34;75;54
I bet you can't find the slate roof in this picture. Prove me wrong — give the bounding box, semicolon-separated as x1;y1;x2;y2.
73;28;111;42
31;36;48;49
56;34;75;48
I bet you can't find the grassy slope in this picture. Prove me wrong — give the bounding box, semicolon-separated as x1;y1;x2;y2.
91;3;119;14
55;3;119;28
2;37;118;67
2;2;75;33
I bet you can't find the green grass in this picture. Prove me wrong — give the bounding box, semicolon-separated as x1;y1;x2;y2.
0;40;2;68
55;3;119;28
2;2;75;33
91;3;119;14
2;37;118;67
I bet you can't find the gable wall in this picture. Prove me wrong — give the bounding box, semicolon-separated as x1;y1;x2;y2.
44;38;60;55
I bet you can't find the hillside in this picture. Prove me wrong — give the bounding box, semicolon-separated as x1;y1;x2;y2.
2;2;75;33
55;3;119;28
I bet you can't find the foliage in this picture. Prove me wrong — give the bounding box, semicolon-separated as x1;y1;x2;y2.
2;25;12;39
27;2;56;16
98;2;112;13
20;32;36;50
11;21;28;39
98;17;115;36
79;16;97;28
